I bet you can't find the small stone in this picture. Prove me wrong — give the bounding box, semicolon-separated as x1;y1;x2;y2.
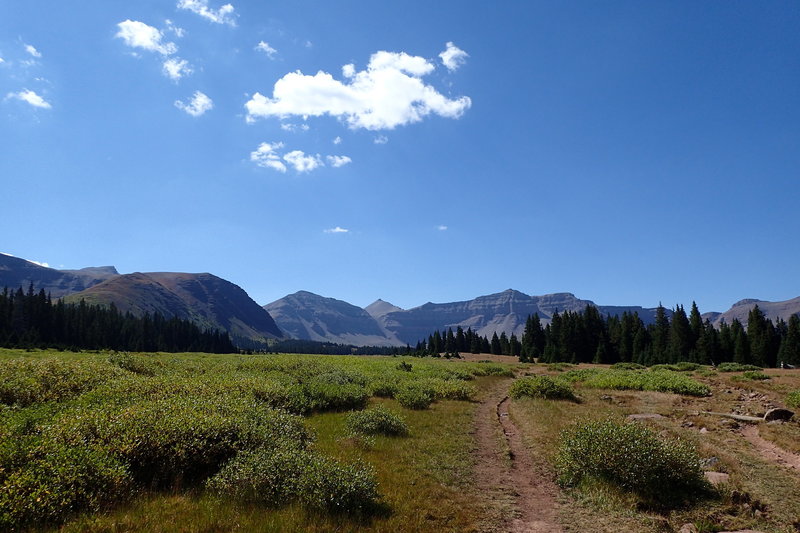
627;413;665;421
679;523;699;533
701;456;719;468
700;427;708;434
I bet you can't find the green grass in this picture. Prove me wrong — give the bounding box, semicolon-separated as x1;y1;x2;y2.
510;375;578;402
787;389;800;409
0;349;504;531
563;368;710;397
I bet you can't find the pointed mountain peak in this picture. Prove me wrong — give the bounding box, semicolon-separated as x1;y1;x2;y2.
365;298;403;318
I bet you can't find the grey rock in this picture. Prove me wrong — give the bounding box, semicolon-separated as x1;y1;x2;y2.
764;408;794;422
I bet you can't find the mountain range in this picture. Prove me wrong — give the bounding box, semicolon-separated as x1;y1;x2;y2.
2;252;799;348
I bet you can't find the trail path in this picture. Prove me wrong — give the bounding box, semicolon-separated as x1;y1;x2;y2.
473;378;563;533
740;425;800;472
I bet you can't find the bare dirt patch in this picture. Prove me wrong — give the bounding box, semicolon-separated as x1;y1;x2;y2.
739;424;800;472
473;378;563;533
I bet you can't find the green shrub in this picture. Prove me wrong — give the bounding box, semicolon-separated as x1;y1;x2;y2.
556;419;710;508
650;362;701;372
787;390;800;409
304;382;368;412
468;363;514;377
509;376;578;402
0;442;130;529
208;447;380;514
251;381;312;415
547;362;575;372
396;361;413;372
53;397;310;486
611;362;645;370
717;362;762;372
566;369;710;397
346;406;409;437
740;371;770;381
367;378;400;398
108;352;160;376
0;359;121;406
395;384;434;410
425;378;476;401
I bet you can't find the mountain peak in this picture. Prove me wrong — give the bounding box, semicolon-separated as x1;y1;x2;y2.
365;298;403;318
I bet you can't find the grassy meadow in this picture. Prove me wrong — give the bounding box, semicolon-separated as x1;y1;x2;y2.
1;348;799;532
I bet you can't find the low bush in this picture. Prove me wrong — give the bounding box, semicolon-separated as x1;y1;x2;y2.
346;406;409;437
53;397;311;486
0;359;121;406
0;441;130;529
304;382;369;412
395;384;434;410
426;378;476;401
108;352;160;376
787;390;800;409
717;362;762;372
547;362;575;372
650;362;701;372
610;362;645;370
740;371;771;381
509;376;578;402
556;419;710;508
208;447;380;514
566;369;710;397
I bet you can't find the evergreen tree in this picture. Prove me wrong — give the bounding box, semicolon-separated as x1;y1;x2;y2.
778;315;800;366
490;332;502;355
668;305;692;363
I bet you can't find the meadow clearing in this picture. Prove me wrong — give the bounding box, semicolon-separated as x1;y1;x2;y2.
0;349;799;532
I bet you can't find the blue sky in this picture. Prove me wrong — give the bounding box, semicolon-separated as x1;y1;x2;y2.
2;1;799;313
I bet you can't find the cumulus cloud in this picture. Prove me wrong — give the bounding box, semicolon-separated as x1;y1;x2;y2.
116;20;177;55
0;57;5;64
245;47;471;130
28;259;50;267
326;155;352;168
165;19;186;38
6;89;51;109
373;135;388;144
178;0;236;26
439;42;468;71
24;44;42;58
250;142;287;172
175;90;213;116
284;150;322;173
324;227;349;234
255;41;277;59
437;225;448;231
162;57;192;80
332;136;342;145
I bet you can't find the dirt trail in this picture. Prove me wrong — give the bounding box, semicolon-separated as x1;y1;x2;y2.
473;379;563;533
740;425;800;472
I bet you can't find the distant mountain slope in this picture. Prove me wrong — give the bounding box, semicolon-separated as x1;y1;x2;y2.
266;289;667;347
0;253;118;298
710;296;800;328
65;272;283;345
264;291;403;347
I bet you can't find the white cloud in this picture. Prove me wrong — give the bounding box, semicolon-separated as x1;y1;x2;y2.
373;135;388;145
255;41;277;59
177;0;236;26
244;48;471;130
326;155;352;167
280;123;309;132
250;142;287;172
28;259;50;267
175;90;213;116
115;20;177;55
24;44;41;58
332;136;342;145
324;226;349;234
165;19;186;38
162;57;192;80
0;57;5;64
6;89;51;109
439;42;468;72
437;225;448;231
284;150;322;173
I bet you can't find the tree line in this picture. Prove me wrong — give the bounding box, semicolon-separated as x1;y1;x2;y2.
0;284;236;353
412;303;800;367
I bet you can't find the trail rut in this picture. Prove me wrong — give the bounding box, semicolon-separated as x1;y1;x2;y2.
473;379;563;533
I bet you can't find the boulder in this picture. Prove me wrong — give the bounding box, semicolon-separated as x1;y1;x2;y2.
763;408;794;422
704;471;730;486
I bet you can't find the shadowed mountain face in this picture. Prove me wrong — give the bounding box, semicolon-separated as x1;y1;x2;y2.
64;272;283;344
709;297;800;328
264;291;401;347
0;254;118;298
266;289;669;347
